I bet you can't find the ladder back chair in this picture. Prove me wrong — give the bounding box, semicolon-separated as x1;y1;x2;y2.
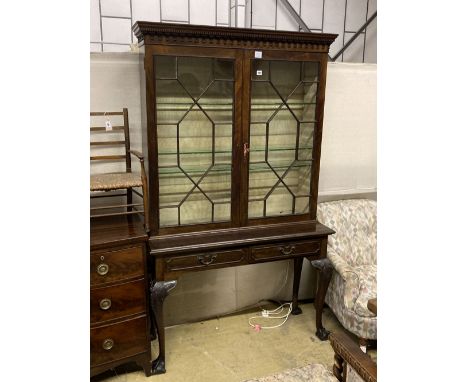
90;108;149;232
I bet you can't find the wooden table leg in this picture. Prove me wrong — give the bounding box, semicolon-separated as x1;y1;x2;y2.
310;258;333;340
150;280;177;374
291;257;303;315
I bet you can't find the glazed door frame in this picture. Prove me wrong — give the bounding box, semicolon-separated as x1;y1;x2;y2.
239;49;329;226
145;45;244;235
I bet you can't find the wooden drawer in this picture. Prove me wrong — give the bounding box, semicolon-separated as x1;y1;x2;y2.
90;315;147;367
251;239;321;262
90;279;146;324
91;246;144;286
165;248;247;272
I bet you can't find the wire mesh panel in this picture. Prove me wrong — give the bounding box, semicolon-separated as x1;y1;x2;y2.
248;59;319;219
155;55;234;227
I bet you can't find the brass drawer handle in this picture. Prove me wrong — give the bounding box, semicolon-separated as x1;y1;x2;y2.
99;298;112;310
280;245;296;255
97;263;109;276
197;254;217;265
102;338;114;351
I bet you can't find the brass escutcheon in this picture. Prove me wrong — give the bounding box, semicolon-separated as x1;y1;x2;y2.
102;338;114;350
280;245;295;255
197;254;217;265
97;263;109;276
99;298;112;310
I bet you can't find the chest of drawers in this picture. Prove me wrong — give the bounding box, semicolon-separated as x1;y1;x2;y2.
90;217;152;377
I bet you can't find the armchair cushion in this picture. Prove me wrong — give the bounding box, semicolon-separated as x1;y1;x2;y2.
326;270;377;339
317;199;377;340
343;264;377;318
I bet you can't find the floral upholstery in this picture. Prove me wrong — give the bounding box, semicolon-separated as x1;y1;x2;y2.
317;199;377;340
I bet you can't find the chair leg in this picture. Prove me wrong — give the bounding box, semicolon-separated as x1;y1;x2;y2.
142;186;149;234
127;187;133;212
333;353;345;382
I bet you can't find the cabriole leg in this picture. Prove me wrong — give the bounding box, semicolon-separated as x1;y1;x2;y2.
310;258;333;340
150;280;177;374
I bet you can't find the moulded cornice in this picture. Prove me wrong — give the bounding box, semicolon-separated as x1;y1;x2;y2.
132;21;337;49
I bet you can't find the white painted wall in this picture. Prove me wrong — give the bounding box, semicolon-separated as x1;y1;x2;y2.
319;62;377;197
90;52;376;325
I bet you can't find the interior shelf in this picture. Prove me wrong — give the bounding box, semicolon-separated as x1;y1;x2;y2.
158;160;312;176
158;145;313;156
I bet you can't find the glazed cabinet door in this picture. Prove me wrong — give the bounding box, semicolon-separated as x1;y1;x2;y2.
242;50;327;224
150;46;243;233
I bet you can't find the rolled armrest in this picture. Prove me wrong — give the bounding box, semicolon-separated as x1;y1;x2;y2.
328;247;358;282
129;149;144;160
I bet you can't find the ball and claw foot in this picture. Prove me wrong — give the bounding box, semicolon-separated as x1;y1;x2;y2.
316;327;330;341
151;356;166;374
291;306;303;315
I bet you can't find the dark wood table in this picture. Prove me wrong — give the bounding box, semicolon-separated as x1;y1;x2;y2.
367;298;377;315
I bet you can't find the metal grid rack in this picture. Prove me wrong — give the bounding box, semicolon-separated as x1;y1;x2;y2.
90;0;376;62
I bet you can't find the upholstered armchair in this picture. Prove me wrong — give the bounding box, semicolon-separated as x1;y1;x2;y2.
312;199;377;344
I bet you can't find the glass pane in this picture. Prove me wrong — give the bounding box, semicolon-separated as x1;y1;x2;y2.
251;60;269;81
303;62;319;82
214;59;234;80
248;59;319;219
155;56;176;79
198;81;233;124
178;57;214;99
266;184;293;216
270;61;301;99
155;55;234;227
180;191;212;225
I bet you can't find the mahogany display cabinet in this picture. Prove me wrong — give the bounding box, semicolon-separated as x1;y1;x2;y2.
132;21;337;374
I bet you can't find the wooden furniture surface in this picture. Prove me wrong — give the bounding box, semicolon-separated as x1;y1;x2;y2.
90;216;152;377
330;331;377;382
367;298;377;316
133;21;338;374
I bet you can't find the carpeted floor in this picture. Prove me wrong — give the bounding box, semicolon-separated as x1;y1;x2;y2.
92;302;376;382
243;363;337;382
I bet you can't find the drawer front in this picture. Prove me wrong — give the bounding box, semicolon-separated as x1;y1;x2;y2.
165;248;246;272
90;279;146;324
91;246;144;286
90;315;147;367
251;240;321;262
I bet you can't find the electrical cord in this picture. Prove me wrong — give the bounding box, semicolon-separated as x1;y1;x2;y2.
248;302;293;330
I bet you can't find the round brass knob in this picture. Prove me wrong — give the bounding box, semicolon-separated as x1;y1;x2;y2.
99;298;112;310
102;338;114;351
97;263;109;276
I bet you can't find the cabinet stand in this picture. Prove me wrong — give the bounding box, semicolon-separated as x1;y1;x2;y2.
132;21;338;374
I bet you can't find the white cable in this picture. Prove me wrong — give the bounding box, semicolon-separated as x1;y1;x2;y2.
248;302;293;330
